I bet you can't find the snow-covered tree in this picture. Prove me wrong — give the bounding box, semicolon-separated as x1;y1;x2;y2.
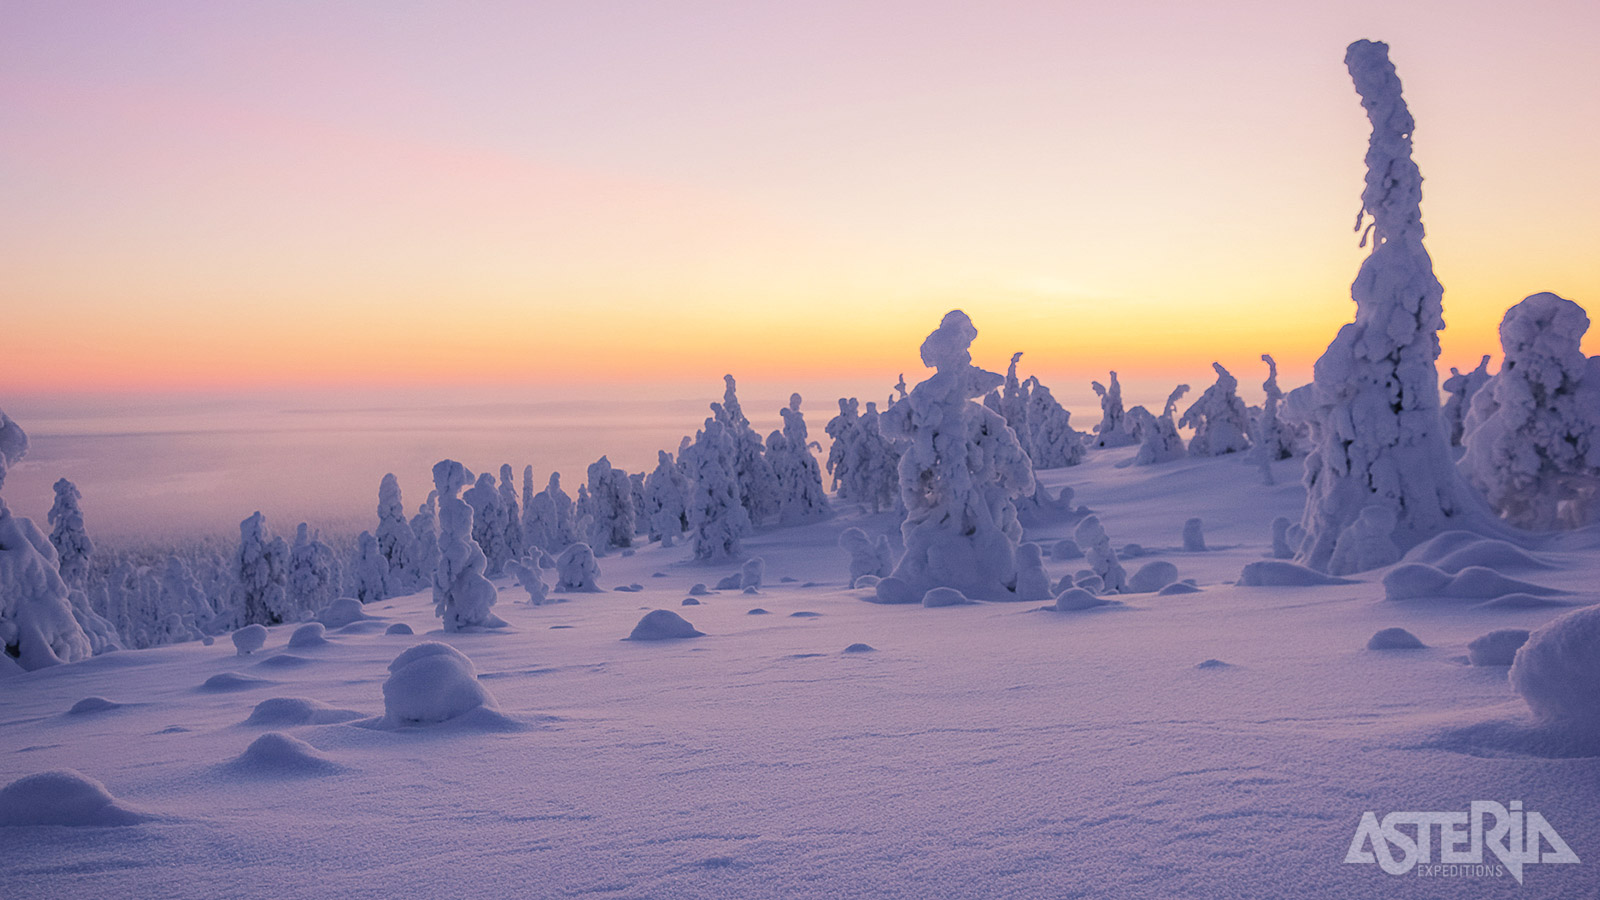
1442;354;1492;448
409;491;440;581
351;530;390;604
715;376;781;525
1251;355;1295;462
1180;363;1251;456
644;450;690;546
1460;293;1600;529
825;398;860;493
771;393;829;523
685;417;750;561
1075;515;1127;594
1091;372;1137;448
1296;40;1484;574
431;460;503;631
47;478;93;592
1133;385;1189;465
1024;377;1086;468
162;555;217;636
287;523;340;613
463;471;513;577
498;465;527;562
875;310;1036;602
529;472;579;551
998;353;1035;461
375;474;420;592
555;542;601;592
0;410;95;669
844;402;900;514
234;511;292;626
584;456;636;551
839;527;894;583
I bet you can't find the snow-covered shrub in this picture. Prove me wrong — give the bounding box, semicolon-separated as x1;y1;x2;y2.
1180;363;1251;456
1183;518;1206;552
375;474;420;592
684;417;750;561
874;310;1035;601
234;512;292;626
554;542;601;592
1509;604;1600;734
839;527;893;583
1014;543;1051;602
1296;41;1481;573
1460;293;1600;530
286;524;340;615
46;479;93;591
507;559;548;604
382;642;498;726
771;394;829;524
1442;355;1492;448
351;531;390;604
1024;377;1086;468
1074;515;1127;594
1133;385;1188;465
585;456;636;551
526;472;578;553
431;460;502;631
463;471;513;577
232;623;267;655
1091;372;1137;448
740;557;764;590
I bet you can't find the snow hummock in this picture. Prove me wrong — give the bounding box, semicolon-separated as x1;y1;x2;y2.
231;624;268;656
1366;627;1424;650
1466;629;1530;667
316;597;370;629
0;770;148;826
287;622;330;650
625;610;705;641
225;732;344;777
1509;604;1600;734
1126;561;1178;594
1381;564;1564;602
243;697;363;727
1237;561;1355;587
380;642;499;727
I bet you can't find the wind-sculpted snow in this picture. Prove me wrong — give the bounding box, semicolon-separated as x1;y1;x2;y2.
1467;629;1529;667
1381;564;1565;602
380;642;498;727
1237;561;1356;587
224;732;345;777
1366;627;1424;650
1511;605;1600;735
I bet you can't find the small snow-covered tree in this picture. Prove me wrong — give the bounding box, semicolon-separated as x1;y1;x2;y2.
1296;41;1483;574
715;376;781;525
234;511;292;626
463;471;513;577
1024;377;1086;468
876;310;1036;601
287;523;340;612
685;417;750;561
531;472;579;550
825;398;860;493
352;530;390;603
844;402;900;514
644;450;690;546
498;464;527;562
409;491;440;581
1461;293;1600;529
1180;363;1251;456
1133;385;1189;465
0;410;95;669
1442;355;1492;448
584;456;636;551
375;474;420;592
47;478;93;592
1091;372;1137;448
998;353;1035;461
162;555;216;636
1251;355;1295;462
431;460;503;631
772;393;829;523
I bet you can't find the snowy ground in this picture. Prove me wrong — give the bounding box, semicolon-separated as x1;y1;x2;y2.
3;448;1597;899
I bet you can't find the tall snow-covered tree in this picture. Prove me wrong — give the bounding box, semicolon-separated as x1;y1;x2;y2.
644;450;690;546
772;393;829;523
431;460;503;631
584;456;637;551
685;417;750;561
234;511;292;625
1024;377;1086;468
409;491;440;582
375;474;420;592
47;478;93;592
875;311;1035;602
1091;372;1137;448
825;398;860;493
1461;293;1600;529
1442;354;1492;448
998;353;1035;461
351;530;391;604
844;402;899;514
1296;40;1484;574
498;464;527;562
1251;355;1295;462
1180;363;1251;457
463;471;513;577
715;375;781;525
287;523;340;613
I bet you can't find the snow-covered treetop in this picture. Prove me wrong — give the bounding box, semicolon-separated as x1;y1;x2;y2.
916;310;1003;400
433;460;472;498
1347;39;1424;250
0;407;28;495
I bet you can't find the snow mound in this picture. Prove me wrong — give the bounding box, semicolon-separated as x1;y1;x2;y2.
1052;588;1119;612
381;642;499;726
1467;629;1530;667
747;608;769;615
1428;541;1552;575
1510;605;1600;734
1126;561;1178;594
1367;628;1425;650
66;697;124;715
1237;561;1356;587
316;597;370;628
843;643;876;653
1195;659;1231;669
287;623;330;649
1382;563;1564;601
789;611;821;618
1158;582;1203;596
921;587;970;608
385;623;413;635
688;583;710;596
0;770;148;826
199;672;272;693
681;597;700;606
852;575;881;589
1475;593;1575;610
1051;539;1083;560
625;610;704;641
243;697;364;727
226;732;344;777
231;624;268;656
255;654;313;669
870;576;919;605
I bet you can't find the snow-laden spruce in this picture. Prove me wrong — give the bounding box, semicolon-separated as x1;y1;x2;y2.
1091;372;1137;448
286;523;340;614
1180;363;1251;457
497;465;527;563
643;451;689;546
684;416;750;561
1024;377;1086;468
351;531;390;604
1460;293;1600;530
874;310;1035;602
998;353;1035;462
1442;355;1492;448
1295;40;1485;574
716;376;781;525
1251;355;1295;463
408;491;440;583
375;474;420;593
46;479;93;591
770;394;829;524
0;410;95;669
825;398;859;494
234;512;292;626
844;402;900;514
1132;385;1188;465
431;460;503;631
585;456;636;551
463;471;514;577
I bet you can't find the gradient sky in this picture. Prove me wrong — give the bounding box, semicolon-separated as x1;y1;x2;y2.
3;0;1597;396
